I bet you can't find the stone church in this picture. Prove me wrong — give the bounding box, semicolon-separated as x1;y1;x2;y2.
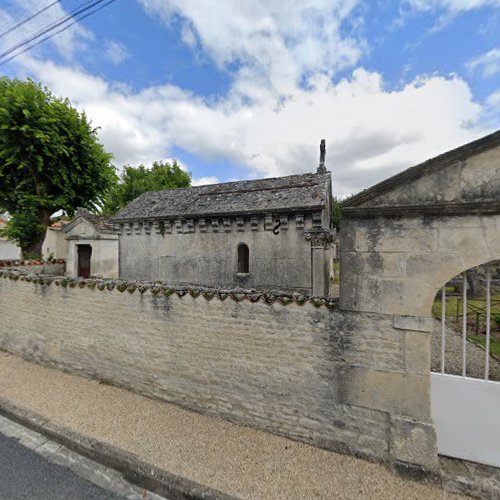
112;151;334;295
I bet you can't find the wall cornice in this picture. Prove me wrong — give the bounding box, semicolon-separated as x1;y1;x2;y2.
342;201;500;219
113;212;324;236
0;270;338;309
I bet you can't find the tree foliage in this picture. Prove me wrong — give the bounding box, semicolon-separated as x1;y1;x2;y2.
332;196;342;228
102;160;191;214
0;77;116;257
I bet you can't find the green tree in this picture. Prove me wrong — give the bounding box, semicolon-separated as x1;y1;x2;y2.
332;196;342;228
0;77;115;258
102;160;191;214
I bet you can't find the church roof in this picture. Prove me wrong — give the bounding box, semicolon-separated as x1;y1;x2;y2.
112;172;331;222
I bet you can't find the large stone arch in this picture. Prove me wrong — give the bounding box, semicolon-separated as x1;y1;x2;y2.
340;213;500;317
334;131;500;470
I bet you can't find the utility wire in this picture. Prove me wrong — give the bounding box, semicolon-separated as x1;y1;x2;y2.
0;1;60;40
0;0;118;65
0;0;107;60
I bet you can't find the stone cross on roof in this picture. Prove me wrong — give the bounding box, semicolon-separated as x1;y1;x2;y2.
317;139;327;174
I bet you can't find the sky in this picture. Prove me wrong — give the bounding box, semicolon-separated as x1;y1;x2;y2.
0;0;499;197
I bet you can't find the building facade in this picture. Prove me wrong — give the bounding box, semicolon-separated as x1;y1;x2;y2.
64;209;119;278
112;169;333;295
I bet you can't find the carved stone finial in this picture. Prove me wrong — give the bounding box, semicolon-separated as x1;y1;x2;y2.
305;229;333;248
317;139;327;174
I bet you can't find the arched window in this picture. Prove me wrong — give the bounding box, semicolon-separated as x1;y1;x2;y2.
237;243;249;274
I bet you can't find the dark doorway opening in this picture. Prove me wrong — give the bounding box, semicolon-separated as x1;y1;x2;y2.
77;245;92;278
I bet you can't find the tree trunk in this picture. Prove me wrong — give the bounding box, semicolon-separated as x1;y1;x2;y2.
21;208;51;260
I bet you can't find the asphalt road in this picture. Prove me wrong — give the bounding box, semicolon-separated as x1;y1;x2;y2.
0;432;124;500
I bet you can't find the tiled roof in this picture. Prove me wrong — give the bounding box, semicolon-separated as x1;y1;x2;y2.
112;172;331;221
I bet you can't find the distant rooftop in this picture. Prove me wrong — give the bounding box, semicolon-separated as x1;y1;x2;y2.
112;172;331;222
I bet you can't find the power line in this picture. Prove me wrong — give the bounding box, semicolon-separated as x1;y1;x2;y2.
0;0;118;65
0;1;60;40
0;0;108;61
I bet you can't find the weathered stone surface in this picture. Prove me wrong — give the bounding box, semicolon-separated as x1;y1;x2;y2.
344;135;500;209
330;311;405;372
334;365;431;418
404;331;431;375
393;316;433;332
390;415;439;469
0;278;390;461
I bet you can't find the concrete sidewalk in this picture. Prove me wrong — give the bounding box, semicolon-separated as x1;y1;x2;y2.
0;352;463;500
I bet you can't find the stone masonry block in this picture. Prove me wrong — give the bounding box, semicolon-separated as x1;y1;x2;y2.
334;365;431;419
393;315;433;332
404;331;431;375
390;415;438;470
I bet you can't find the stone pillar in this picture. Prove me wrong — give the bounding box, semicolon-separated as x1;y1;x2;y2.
306;230;332;296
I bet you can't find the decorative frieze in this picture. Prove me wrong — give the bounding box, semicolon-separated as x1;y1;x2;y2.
119;213;322;236
264;214;273;231
0;270;338;308
312;212;322;229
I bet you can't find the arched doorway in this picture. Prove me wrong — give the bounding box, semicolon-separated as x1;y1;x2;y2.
430;260;500;467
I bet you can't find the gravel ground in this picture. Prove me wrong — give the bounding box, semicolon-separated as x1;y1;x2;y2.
431;320;500;381
0;352;465;500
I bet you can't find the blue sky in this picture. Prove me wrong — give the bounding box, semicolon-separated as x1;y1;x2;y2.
0;0;499;196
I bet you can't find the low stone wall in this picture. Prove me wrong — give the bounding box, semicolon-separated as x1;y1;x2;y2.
0;260;65;275
0;271;438;469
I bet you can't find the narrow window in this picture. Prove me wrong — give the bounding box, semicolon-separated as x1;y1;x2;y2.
237;243;249;274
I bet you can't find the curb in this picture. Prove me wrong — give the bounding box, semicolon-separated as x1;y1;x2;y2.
0;397;238;500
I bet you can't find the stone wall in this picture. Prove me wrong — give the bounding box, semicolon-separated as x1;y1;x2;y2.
117;214;320;294
340;213;500;316
0;273;404;463
0;261;65;275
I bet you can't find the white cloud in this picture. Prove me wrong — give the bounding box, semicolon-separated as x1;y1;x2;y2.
467;48;500;77
105;41;129;65
0;0;93;61
1;1;494;201
16;57;488;198
192;176;220;186
404;0;500;14
139;0;363;99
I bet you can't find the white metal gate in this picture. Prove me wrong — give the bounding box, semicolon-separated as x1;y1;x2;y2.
431;265;500;467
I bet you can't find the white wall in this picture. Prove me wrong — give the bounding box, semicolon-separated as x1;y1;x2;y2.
0;238;21;260
66;238;119;278
42;228;67;260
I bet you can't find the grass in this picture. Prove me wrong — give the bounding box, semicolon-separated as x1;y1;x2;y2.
332;261;340;284
468;335;500;359
432;294;500;319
